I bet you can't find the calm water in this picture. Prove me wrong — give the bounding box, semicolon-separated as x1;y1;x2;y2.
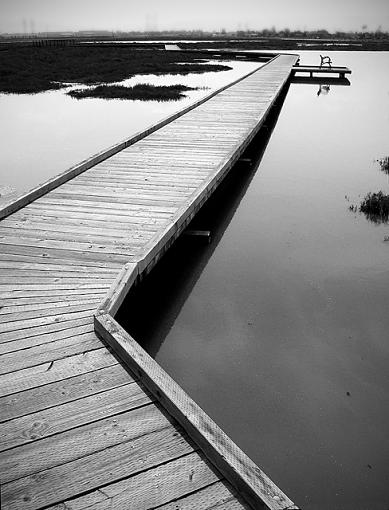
118;51;389;509
0;59;258;204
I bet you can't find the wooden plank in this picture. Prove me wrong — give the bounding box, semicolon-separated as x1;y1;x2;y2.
0;333;100;375
0;288;107;303
0;301;99;323
0;297;102;316
157;481;247;510
11;208;166;226
0;273;113;283
0;322;95;355
0;224;154;243
0;403;172;483
0;316;93;344
0;227;149;246
0;252;123;269
1;263;96;278
92;164;210;174
0;235;141;256
1;426;194;510
0;243;131;264
71;175;202;187
0;382;151;451
0;309;95;334
0;260;118;273
0;364;131;422
2;216;160;235
58;182;193;197
0;276;113;286
0;281;111;292
0;293;104;307
0;347;116;397
28;200;175;216
45;451;221;510
29;192;182;208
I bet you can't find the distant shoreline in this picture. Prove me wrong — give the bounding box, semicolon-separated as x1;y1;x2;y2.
180;38;389;52
1;34;389;51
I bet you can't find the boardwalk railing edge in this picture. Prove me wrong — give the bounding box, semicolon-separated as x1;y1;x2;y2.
94;312;299;510
0;55;279;221
95;55;300;510
136;55;299;278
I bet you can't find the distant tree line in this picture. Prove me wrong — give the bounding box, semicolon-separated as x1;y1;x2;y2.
1;28;388;41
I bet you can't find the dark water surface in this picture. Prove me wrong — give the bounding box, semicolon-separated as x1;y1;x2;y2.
118;51;389;510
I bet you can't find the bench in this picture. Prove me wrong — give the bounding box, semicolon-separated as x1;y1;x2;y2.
320;55;332;67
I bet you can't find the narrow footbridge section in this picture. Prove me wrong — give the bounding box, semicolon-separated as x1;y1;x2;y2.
0;54;300;510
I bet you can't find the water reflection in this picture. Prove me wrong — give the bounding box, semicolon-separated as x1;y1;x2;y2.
317;84;330;96
290;75;350;88
117;84;290;358
357;191;389;225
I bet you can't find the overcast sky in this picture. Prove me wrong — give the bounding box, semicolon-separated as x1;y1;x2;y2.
1;0;388;34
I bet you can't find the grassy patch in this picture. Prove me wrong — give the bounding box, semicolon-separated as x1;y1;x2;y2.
357;191;389;223
68;84;199;101
0;46;231;94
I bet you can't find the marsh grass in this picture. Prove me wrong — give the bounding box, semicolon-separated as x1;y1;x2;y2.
358;191;389;223
68;83;199;101
0;46;231;94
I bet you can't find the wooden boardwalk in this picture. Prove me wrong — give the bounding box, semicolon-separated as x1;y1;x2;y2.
0;55;300;510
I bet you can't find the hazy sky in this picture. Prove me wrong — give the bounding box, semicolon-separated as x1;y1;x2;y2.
1;0;388;34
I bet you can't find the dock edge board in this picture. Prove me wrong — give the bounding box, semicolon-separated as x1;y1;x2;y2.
94;312;299;510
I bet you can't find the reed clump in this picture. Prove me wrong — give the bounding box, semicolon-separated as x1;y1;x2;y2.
377;156;389;175
358;191;389;223
68;84;199;101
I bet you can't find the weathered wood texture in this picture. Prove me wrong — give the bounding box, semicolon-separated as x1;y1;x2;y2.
0;55;299;510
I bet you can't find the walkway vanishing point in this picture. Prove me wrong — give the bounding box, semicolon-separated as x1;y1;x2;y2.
0;54;300;510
